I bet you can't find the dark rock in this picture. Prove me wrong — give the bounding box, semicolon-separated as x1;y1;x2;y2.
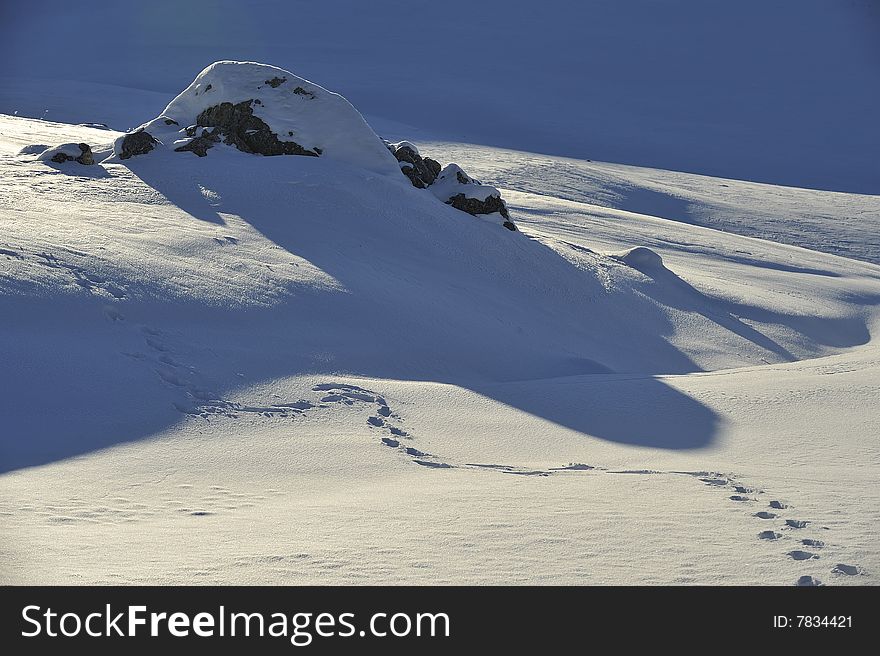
204;84;212;92
293;86;315;99
181;100;319;157
401;165;427;189
163;117;179;126
185;125;198;137
76;145;96;165
119;130;158;160
384;140;515;230
388;143;439;188
265;76;287;88
50;143;95;165
424;157;441;178
446;193;516;231
174;130;220;157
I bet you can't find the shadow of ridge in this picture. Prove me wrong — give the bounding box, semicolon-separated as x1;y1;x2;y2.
627;256;872;358
0;155;727;474
0;297;183;475
473;373;719;449
122;155;226;225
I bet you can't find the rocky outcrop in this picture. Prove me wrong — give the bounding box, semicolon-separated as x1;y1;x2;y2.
385;141;516;230
386;141;441;189
110;61;394;172
446;193;514;228
177;100;319;157
39;143;94;165
102;61;516;231
173;129;220;157
119;130;158;160
427;163;516;231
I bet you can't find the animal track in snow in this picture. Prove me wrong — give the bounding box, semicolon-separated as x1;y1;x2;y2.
831;563;861;576
115;322;870;583
0;243;128;300
549;463;598;471
34;250;127;299
682;470;865;584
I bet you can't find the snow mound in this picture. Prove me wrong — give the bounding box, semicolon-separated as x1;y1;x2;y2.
105;61;516;230
112;61;400;176
610;246;665;271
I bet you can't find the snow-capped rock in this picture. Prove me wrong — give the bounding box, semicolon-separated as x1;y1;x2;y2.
112;61;400;175
38;142;94;165
106;60;516;230
430;164;515;230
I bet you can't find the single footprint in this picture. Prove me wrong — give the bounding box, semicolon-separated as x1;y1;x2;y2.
730;495;752;502
700;478;728;486
367;416;384;428
734;485;755;494
377;405;391;417
754;511;777;519
769;500;788;509
381;437;399;448
796;575;822;587
785;519;809;529
801;539;824;548
831;564;860;576
788;550;819;561
758;531;782;540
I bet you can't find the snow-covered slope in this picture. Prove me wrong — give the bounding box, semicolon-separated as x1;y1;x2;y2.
2;106;880;585
406;137;880;267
